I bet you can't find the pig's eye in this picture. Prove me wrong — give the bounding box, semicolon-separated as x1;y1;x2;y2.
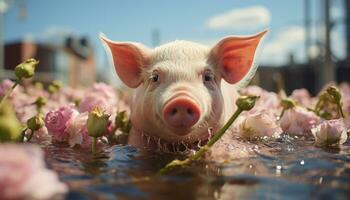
151;74;159;82
203;72;214;83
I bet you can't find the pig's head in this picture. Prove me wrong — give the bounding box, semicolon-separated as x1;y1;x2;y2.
101;31;266;144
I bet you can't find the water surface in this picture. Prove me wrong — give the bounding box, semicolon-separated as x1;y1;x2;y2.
43;135;350;200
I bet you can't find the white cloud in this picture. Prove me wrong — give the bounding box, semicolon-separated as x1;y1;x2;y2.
205;6;270;31
260;26;306;65
260;24;346;66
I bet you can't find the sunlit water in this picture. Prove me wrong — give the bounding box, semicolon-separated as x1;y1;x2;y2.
43;135;350;200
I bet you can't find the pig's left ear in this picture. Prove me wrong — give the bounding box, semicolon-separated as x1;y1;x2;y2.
100;34;151;88
209;30;267;84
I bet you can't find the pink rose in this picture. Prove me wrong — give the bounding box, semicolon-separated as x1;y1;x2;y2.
0;79;24;101
290;88;311;107
0;144;67;199
91;82;117;100
0;79;14;97
241;85;280;118
239;113;282;140
240;85;264;96
280;107;320;136
65;112;91;148
79;94;111;113
312;119;348;146
45;106;78;141
60;86;85;102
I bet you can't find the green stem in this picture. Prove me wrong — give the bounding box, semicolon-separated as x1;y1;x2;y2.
192;108;242;160
313;98;322;116
336;102;345;118
27;130;34;142
278;108;286;120
0;82;19;108
92;137;97;154
160;108;243;174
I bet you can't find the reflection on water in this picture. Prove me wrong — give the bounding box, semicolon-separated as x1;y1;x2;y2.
44;135;350;200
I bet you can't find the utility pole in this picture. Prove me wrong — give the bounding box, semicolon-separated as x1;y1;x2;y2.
318;0;335;90
304;0;311;62
346;0;350;60
0;0;7;72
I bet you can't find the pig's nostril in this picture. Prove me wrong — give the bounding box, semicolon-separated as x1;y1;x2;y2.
170;108;178;116
163;97;201;132
187;108;194;115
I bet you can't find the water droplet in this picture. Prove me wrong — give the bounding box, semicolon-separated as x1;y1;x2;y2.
190;149;196;155
249;164;253;169
276;165;282;176
319;177;323;184
287;145;294;152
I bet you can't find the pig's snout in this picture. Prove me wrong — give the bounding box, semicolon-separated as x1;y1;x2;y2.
163;97;200;134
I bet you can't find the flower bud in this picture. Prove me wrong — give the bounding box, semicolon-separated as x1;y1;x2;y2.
318;92;334;103
115;111;132;133
34;82;44;90
0;102;22;142
27;114;44;131
52;80;62;90
236;95;259;111
115;111;127;127
87;107;110;137
48;85;56;94
326;86;342;103
280;98;297;110
14;58;39;80
33;97;47;110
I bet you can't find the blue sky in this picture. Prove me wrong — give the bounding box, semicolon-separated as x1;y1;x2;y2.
4;0;347;82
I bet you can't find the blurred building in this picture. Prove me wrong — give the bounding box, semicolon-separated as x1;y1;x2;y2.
254;0;350;95
255;61;350;96
4;37;96;87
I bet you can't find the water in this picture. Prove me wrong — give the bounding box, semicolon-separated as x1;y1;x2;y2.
43;135;350;200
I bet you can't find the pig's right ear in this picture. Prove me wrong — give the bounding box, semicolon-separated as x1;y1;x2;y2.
209;30;267;85
100;35;151;88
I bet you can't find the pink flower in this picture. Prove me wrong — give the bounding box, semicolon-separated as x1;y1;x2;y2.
344;116;350;130
78;83;119;114
60;86;85;102
280;107;320;136
79;94;110;113
240;85;264;96
241;85;280;118
65;112;91;148
0;79;14;97
239;113;282;140
45;106;78;141
91;82;117;100
311;119;348;146
0;144;67;199
290;88;312;107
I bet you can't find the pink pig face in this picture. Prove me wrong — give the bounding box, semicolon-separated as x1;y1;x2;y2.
102;31;266;145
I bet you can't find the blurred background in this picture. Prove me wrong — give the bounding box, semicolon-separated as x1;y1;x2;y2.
1;0;349;94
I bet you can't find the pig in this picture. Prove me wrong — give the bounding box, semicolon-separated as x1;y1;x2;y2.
101;30;267;152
